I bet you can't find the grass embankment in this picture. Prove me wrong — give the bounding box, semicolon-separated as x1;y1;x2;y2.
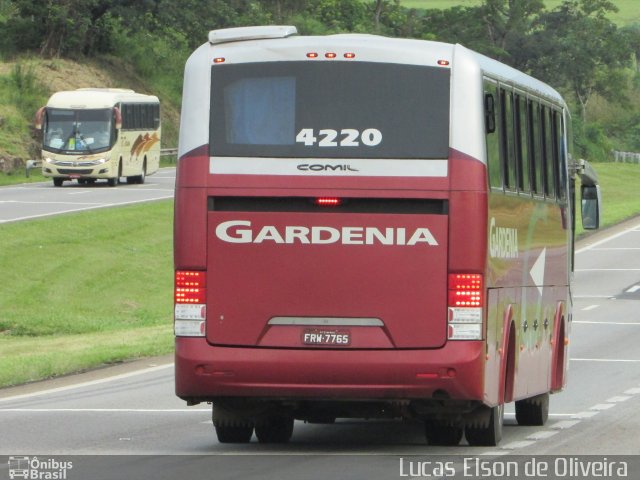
0;200;173;387
0;162;638;387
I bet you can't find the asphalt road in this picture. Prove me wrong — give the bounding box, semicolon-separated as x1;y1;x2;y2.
0;190;639;479
0;167;176;224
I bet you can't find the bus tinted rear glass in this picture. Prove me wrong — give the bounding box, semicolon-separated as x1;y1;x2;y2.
210;62;450;159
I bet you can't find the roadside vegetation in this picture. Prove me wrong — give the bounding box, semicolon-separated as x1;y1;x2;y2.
0;201;173;387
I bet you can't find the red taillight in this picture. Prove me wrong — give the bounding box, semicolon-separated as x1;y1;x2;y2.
175;270;207;304
314;197;342;207
448;273;483;307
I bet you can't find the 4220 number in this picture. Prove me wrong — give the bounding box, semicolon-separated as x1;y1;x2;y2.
296;128;382;147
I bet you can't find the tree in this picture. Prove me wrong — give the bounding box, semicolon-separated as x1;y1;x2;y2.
524;0;630;123
479;0;544;64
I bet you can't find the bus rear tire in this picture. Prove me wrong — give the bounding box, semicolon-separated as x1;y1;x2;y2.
214;424;254;444
425;422;463;446
53;178;63;187
515;392;549;426
465;404;503;446
255;416;294;444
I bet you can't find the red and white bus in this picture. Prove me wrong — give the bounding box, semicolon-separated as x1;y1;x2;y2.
174;26;601;446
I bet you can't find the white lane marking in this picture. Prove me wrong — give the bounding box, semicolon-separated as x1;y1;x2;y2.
1;200;102;206
575;269;640;272
0;196;173;224
590;404;616;411
606;396;631;403
573;295;613;299
592;247;640;250
624;388;640;395
0;408;208;413
572;411;599;419
581;305;600;311
526;430;559;440
0;363;174;403
576;221;640;254
571;358;640;362
501;440;536;450
573;321;640;325
551;420;581;429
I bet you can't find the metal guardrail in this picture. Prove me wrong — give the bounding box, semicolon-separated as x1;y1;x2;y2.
25;148;178;177
612;151;640;163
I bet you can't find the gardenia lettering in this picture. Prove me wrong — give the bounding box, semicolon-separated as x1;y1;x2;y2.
489;217;519;259
215;220;439;246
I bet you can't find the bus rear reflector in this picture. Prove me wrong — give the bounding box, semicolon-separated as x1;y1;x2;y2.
447;273;483;340
175;270;206;304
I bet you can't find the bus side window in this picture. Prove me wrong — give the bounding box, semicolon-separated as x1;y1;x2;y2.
515;94;530;194
553;110;567;201
484;82;502;189
499;87;516;191
529;101;544;196
541;105;556;199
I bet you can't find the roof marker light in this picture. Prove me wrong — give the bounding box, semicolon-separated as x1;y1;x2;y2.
344;52;356;59
325;52;337;59
437;59;450;66
306;52;318;58
213;57;225;64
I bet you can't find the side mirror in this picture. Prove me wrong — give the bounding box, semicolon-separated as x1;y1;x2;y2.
581;184;601;230
484;93;496;134
34;106;45;130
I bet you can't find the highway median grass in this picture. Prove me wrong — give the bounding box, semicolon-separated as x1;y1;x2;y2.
0;161;639;388
0;199;173;387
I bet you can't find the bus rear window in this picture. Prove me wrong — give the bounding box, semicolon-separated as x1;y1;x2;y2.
210;61;450;159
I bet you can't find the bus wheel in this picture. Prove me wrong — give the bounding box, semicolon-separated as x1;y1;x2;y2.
214;424;254;444
137;161;146;184
53;178;63;187
77;178;87;185
515;392;549;426
108;176;119;187
255;416;294;444
425;422;463;446
465;404;503;446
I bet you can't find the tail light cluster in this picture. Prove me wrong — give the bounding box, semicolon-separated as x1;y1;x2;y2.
174;270;206;337
447;273;483;340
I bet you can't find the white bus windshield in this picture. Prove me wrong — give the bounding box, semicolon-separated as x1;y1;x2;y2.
43;108;113;154
210;62;450;159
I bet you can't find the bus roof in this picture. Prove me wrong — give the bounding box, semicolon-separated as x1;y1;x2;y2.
199;27;563;104
46;88;159;109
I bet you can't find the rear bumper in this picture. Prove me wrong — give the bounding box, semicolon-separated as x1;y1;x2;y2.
175;337;486;402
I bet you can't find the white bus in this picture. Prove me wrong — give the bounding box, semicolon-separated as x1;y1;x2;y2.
35;88;161;187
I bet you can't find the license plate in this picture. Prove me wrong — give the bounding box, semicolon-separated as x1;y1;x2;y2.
302;329;350;346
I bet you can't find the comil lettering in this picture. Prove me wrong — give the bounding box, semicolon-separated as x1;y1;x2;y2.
215;220;439;246
489;217;519;259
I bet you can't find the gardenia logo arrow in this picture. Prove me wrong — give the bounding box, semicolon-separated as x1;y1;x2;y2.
530;248;546;296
